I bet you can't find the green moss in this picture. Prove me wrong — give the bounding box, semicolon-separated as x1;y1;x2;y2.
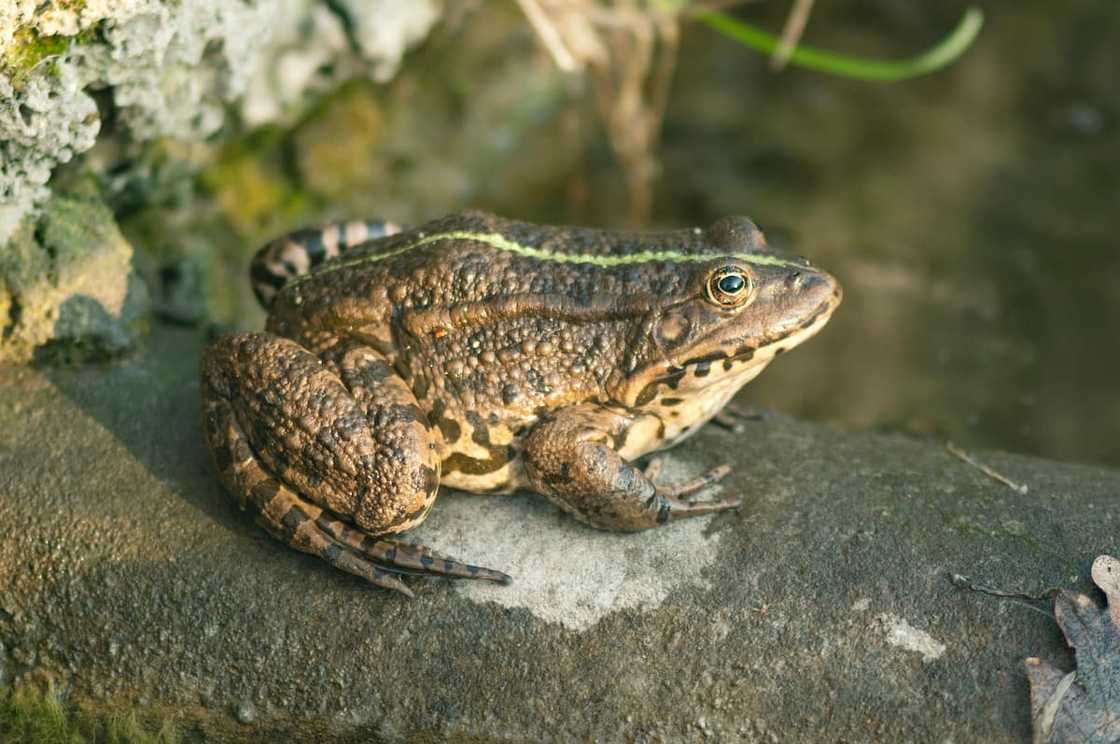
0;685;176;744
3;27;71;78
198;82;389;245
291;82;386;201
200;124;312;242
0;685;78;744
3;13;104;86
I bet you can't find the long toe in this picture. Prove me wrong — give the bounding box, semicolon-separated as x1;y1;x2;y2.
656;464;732;499
664;495;742;522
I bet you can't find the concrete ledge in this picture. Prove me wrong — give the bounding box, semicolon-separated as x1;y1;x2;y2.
0;325;1114;741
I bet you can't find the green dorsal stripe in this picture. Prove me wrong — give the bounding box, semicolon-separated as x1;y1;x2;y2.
294;229;802;284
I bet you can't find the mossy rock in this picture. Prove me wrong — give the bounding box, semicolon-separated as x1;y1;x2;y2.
0;684;176;744
0;177;150;364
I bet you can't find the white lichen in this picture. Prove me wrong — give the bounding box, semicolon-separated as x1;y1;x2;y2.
0;0;442;244
875;613;946;662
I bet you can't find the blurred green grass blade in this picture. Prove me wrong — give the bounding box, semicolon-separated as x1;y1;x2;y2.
694;7;984;82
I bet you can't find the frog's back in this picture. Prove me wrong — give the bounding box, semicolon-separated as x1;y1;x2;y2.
253;210;777;307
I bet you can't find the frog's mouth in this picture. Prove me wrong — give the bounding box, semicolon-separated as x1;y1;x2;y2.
748;293;840;362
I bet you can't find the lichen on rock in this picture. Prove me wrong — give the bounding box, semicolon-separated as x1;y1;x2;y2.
0;0;443;244
0;0;443;359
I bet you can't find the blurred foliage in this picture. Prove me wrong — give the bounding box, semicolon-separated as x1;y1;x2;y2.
695;6;984;82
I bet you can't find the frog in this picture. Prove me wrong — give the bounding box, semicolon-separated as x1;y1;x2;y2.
200;210;841;596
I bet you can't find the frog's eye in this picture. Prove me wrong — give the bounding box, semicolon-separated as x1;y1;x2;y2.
706;266;754;307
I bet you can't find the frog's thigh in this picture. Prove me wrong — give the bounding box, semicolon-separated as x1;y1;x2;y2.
200;332;439;535
522;405;738;531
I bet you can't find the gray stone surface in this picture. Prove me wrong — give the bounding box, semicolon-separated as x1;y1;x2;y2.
0;324;1115;741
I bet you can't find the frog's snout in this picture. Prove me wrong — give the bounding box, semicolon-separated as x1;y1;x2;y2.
803;269;842;312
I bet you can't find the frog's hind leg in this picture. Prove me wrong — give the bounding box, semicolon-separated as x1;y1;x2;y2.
200;332;510;594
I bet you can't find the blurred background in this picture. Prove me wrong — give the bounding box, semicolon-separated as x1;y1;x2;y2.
2;0;1117;467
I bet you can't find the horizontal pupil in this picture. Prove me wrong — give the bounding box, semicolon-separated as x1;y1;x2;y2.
718;275;745;293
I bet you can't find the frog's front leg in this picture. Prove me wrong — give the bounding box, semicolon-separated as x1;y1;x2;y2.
522;405;740;530
200;332;510;596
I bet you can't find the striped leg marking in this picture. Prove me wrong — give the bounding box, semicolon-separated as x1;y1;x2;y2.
204;394;511;596
655;463;732;499
250;218;403;307
200;332;511;596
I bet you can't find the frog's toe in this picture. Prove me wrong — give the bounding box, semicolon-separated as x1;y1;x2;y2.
314;517;512;585
258;491;417;597
356;536;513;585
710;411;747;434
648;464;739;524
654;463;732;499
658;494;742;524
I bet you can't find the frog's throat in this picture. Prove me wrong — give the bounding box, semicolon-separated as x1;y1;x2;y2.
291;230;806;285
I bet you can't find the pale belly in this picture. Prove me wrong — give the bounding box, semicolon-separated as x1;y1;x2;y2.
436;365;767;495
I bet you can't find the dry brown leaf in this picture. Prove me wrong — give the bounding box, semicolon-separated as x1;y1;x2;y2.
1026;556;1120;744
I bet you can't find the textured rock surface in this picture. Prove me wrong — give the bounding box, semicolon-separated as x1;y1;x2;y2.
0;0;442;242
0;324;1114;741
0;178;148;363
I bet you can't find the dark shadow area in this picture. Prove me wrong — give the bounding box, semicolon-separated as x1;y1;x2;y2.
35;320;246;531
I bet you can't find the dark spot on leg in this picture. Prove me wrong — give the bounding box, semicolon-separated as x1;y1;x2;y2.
363;359;392;380
635;384;658;407
438;417;461;444
664;367;687;390
249;479;282;510
293;229;327;266
209;430;234;473
613;421;633;450
381;403;425;426
250;261;288;287
442;450;510;475
553;462;573;485
279;502;309;539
